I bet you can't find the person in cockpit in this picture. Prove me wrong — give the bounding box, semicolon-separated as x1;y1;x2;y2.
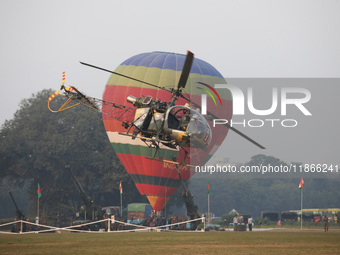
180;110;191;131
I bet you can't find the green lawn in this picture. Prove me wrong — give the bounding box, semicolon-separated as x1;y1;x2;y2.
0;230;339;255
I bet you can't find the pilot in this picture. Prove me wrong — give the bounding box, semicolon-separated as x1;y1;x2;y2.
180;110;191;131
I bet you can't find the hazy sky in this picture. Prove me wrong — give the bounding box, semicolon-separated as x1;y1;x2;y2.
1;0;339;164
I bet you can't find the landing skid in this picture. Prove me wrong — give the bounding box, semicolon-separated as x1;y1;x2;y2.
118;132;192;166
118;132;177;149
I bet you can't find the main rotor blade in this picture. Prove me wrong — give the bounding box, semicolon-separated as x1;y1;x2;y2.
79;61;172;93
181;94;265;149
226;125;265;149
177;51;194;89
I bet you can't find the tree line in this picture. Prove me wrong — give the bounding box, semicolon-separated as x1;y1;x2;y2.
189;154;340;218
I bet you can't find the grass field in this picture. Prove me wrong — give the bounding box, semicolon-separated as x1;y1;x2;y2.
1;229;339;255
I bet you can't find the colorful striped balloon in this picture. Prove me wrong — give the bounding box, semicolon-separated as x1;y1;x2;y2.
103;51;232;211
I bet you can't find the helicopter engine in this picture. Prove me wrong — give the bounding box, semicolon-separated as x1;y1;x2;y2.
127;95;167;112
127;95;167;139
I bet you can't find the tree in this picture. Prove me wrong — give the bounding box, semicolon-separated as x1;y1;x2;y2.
0;89;144;219
246;154;288;167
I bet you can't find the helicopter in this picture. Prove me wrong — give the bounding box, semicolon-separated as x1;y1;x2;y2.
48;51;264;166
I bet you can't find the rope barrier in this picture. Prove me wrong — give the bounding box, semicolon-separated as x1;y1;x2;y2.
0;217;206;234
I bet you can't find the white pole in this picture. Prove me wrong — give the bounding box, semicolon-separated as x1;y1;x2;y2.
37;196;39;224
300;188;303;230
120;192;122;218
208;193;210;224
120;181;123;218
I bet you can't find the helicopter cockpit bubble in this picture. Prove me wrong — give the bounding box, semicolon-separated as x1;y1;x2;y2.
165;106;212;148
187;111;212;147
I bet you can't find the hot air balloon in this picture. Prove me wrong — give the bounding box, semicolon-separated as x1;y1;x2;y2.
101;51;232;211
